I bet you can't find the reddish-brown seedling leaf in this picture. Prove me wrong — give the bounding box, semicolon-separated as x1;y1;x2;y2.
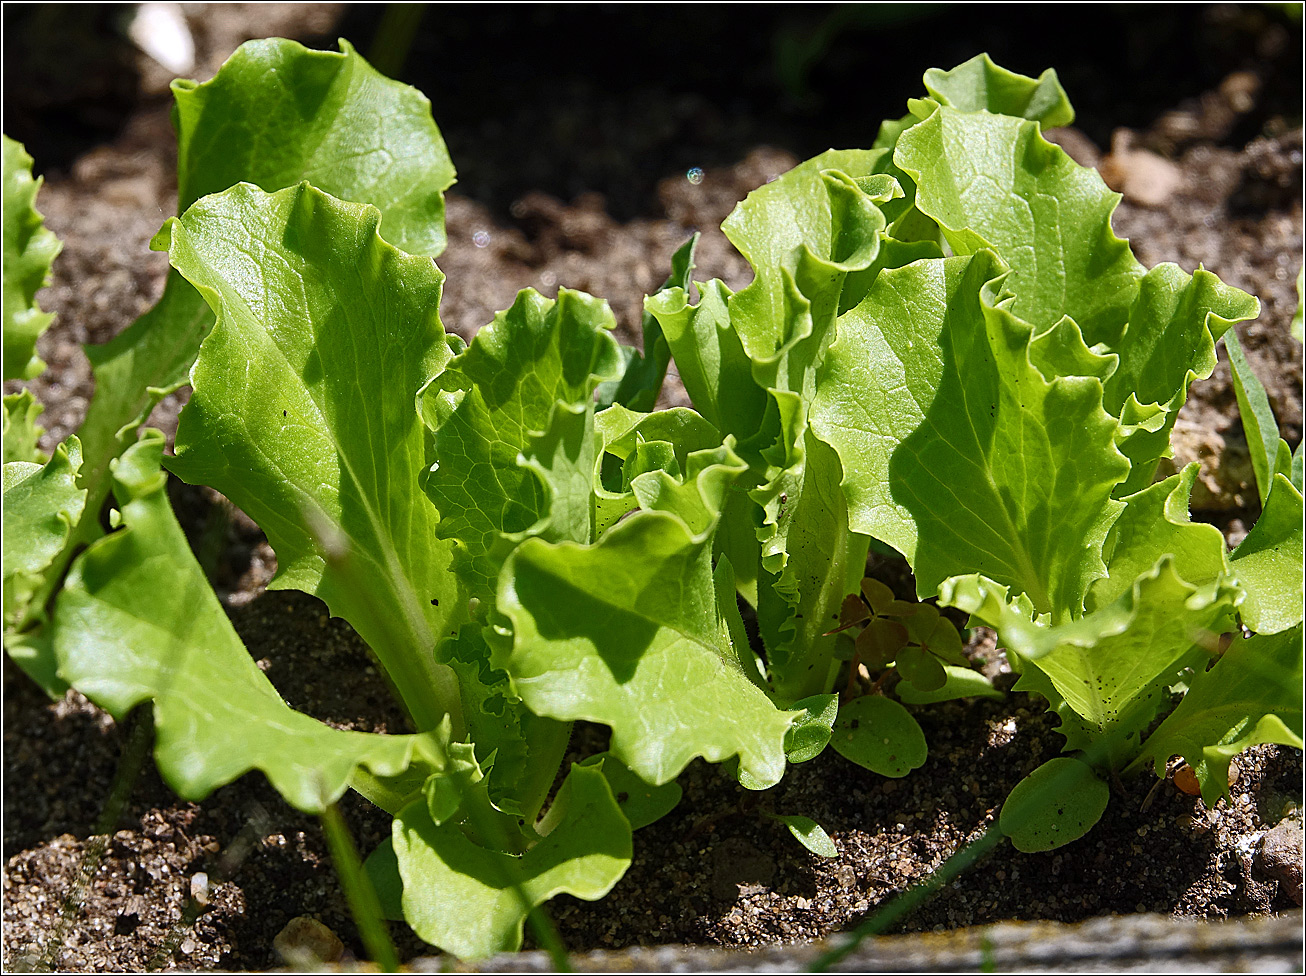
861;577;917;618
856;617;908;670
904;603;940;642
860;578;894;614
826;593;871;635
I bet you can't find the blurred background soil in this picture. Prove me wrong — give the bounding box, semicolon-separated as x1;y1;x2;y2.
2;4;1302;970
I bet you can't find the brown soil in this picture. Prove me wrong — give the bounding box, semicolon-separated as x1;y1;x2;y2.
3;4;1302;971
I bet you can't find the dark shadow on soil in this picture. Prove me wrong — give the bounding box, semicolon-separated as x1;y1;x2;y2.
335;4;1302;221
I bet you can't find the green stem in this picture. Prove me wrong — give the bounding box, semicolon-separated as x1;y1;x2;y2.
526;906;571;972
321;803;401;972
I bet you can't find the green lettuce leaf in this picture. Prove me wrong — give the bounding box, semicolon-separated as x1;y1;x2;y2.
1129;625;1304;807
1230;473;1304;635
52;432;447;812
721;156;888;388
813;250;1129;619
598;234;697;411
1088;463;1230;611
497;441;797;788
758;429;869;701
3;436;85;661
437;624;570;823
3;389;45;464
921;53;1075;127
420;287;622;602
162;182;462;734
644;278;766;454
74;271;217;510
2;135;61;381
1224;328;1291;508
86;36;454;454
592;404;726;535
393;761;630;958
892;94;1255;501
578;752;683;830
896;103;1142;348
172;38;456;257
649;156;896;515
782;693;840;762
49;38;462;663
945;557;1240;737
2;387;66;693
654;160;933;703
1105;267;1258;495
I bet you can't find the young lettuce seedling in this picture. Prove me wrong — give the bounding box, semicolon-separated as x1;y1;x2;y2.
4;40;651;959
4;38;458;698
842;56;1299;850
7;37;797;959
640;58;1085;777
652;53;1300;847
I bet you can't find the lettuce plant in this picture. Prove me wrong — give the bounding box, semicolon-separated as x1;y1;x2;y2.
4;40;1302;962
4;38;457;694
811;57;1301;849
646;57;1300;848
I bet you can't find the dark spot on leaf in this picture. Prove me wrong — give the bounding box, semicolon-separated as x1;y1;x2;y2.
283;410;287;417
850;719;860;730
430;598;439;606
617;791;629;803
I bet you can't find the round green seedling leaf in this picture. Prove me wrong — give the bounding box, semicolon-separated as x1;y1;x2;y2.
1000;757;1109;853
830;696;927;777
784;694;839;763
895;644;947;692
896;665;1003;704
771;814;838;858
912;608;968;666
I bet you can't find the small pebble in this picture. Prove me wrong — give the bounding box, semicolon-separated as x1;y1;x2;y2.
273;916;344;965
1099;129;1184;207
1255;821;1304;905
